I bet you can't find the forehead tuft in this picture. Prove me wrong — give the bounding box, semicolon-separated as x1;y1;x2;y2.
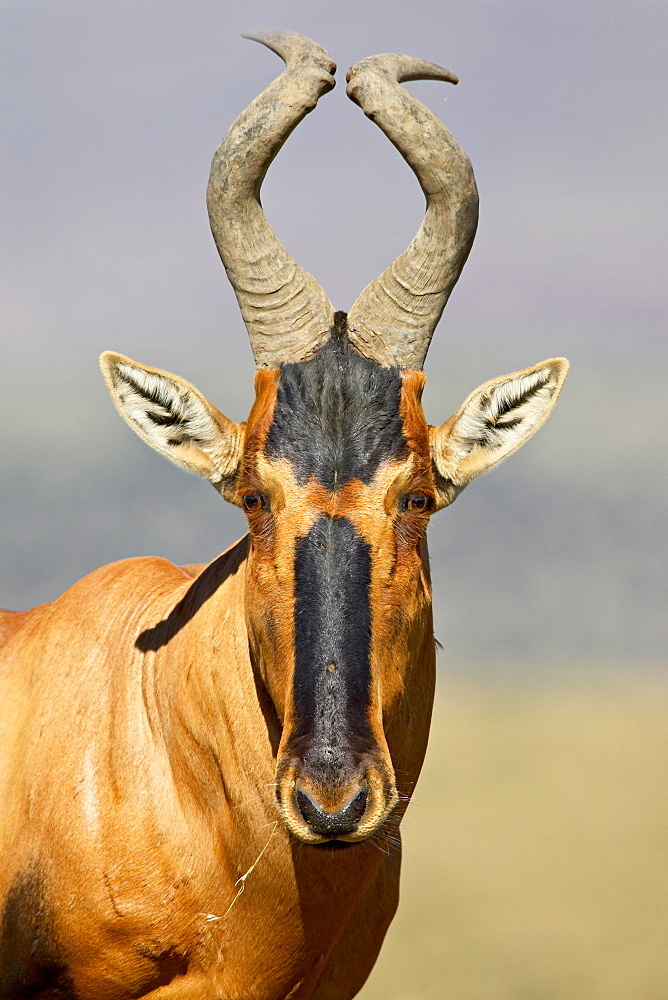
265;314;408;489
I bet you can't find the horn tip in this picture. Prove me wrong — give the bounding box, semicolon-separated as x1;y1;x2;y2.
241;29;336;78
241;28;282;48
240;28;296;56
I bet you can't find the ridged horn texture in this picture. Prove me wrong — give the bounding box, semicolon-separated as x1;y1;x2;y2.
346;54;479;369
208;30;336;368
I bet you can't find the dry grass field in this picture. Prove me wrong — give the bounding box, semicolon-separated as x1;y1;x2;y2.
359;668;668;1000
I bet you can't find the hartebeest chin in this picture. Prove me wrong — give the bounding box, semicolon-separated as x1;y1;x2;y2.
1;31;567;999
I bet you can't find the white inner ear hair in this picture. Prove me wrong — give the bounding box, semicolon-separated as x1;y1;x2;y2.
115;363;216;453
458;368;556;453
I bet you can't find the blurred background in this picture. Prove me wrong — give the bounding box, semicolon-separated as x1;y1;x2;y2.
1;1;666;996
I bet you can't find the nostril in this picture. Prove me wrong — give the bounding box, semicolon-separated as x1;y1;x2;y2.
345;787;367;824
295;788;320;828
296;786;367;836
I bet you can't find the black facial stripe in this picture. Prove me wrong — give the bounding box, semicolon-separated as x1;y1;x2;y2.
292;516;374;771
265;312;408;489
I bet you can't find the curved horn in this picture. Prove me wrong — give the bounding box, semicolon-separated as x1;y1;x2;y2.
345;54;479;369
208;31;336;368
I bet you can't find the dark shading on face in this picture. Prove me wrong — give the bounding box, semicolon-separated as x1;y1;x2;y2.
290;514;375;782
265;312;408;490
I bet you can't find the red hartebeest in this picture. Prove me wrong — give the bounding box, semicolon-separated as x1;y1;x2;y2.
0;31;568;1000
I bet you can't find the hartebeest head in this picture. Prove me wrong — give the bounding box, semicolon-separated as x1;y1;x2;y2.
101;32;567;844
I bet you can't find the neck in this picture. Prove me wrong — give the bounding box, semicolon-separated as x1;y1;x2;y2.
142;539;275;822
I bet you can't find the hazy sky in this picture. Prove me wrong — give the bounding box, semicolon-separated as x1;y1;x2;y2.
3;0;665;374
1;0;666;660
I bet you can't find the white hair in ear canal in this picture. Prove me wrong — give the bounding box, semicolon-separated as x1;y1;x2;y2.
457;367;556;453
430;357;569;499
100;350;243;490
115;362;217;453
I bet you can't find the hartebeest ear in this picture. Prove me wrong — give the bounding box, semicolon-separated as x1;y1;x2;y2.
100;352;244;500
430;358;569;507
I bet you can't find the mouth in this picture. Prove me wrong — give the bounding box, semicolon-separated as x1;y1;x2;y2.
313;839;359;851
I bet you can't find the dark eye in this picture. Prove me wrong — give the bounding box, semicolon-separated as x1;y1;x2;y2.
402;493;430;513
242;493;266;512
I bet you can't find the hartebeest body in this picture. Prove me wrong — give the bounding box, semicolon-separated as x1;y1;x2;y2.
0;31;567;999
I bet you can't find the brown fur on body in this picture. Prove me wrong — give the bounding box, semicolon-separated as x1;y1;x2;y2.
0;329;567;997
0;538;434;999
